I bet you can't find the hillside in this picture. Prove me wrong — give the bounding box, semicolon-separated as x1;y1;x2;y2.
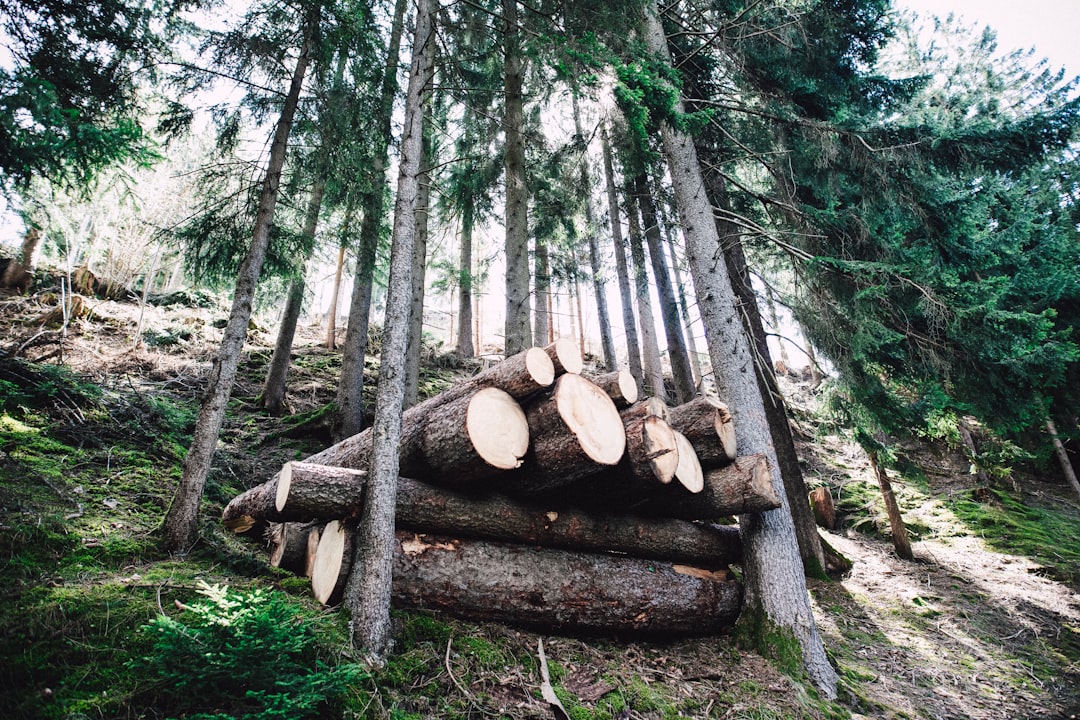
1;287;1078;720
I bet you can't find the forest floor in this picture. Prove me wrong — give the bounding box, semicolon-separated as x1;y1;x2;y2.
0;286;1078;719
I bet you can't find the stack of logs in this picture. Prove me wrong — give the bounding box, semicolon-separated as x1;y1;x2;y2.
223;339;781;636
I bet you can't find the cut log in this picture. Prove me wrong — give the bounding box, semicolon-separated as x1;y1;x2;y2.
586;369;639;408
277;462;367;520
268;521;321;576
417;386;529;478
509;373;627;494
808;487;836;530
668;396;737;467
310;519;351;606
624;414;679;485
394;477;742;567
672;430;704;493
632;454;781;520
619;396;669;423
544;337;583;375
317;531;742;635
222;479;279;533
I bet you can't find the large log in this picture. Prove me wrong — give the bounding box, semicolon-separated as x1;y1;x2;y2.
631;454;781;520
507;373;627;494
247;465;742;567
668;396;737;467
313;531;743;635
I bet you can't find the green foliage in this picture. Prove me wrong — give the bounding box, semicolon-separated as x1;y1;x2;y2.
139;581;367;720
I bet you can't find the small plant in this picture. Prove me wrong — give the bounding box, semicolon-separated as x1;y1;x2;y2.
138;581;366;720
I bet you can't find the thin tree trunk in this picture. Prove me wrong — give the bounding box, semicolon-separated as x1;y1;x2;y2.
343;0;435;662
574;276;586;358
601;128;642;379
958;420;991;488
662;221;702;386
162;9;315;554
572;92;616;371
640;1;836;696
404;118;433;408
626;186;665;401
457;203;475;358
1046;418;1080;502
635;172;695;403
502;0;531;355
764;285;792;372
336;0;407;439
326;196;356;350
534;238;551;348
261;179;326;415
867;450;914;560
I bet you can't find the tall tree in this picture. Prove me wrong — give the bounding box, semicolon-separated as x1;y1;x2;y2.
624;175;665;400
638;0;838;695
342;0;435;661
601;127;643;380
162;4;318;553
502;0;532;354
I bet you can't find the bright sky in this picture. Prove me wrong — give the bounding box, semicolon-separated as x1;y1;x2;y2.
897;0;1080;79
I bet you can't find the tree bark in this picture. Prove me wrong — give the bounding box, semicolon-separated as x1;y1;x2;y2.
668;396;738;468
325;196;354;350
867;450;914;561
335;0;408;439
322;532;743;635
344;0;436;659
534;238;551;349
601;126;643;380
624;187;666;401
502;0;531;355
161;9;315;554
640;1;837;696
572;92;616;371
1045;418;1080;502
404;118;433;409
261;179;325;415
635;173;695;404
457;199;476;357
657;199;703;386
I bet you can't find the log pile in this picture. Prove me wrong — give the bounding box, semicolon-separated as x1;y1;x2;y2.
224;339;781;635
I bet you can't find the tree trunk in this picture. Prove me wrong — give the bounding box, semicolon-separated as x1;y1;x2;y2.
657;200;703;386
404;119;433;409
601;127;643;380
808;487;836;531
572;92;616;371
626;184;665;401
668;396;737;468
958;420;991;488
502;0;531;355
1046;418;1080;502
764;285;792;372
344;0;436;659
161;10;315;554
261;179;325;415
635;173;695;404
324;532;743;635
457;197;476;358
325;196;355;350
867;450;914;561
640;1;837;696
533;238;551;348
574;276;587;358
335;0;408;439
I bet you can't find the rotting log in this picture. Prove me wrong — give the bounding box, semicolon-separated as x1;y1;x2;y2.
668;396;737;467
507;373;626;495
313;531;742;635
629;454;780;520
585;369;639;409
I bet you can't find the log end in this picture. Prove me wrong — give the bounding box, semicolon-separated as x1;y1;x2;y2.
468;387;530;470
746;455;781;511
642;415;679;484
716;419;737;462
524;347;556;388
274;464;293;513
311;520;348;606
616;369;639;406
546;338;584;375
673;430;704;493
557;374;626;465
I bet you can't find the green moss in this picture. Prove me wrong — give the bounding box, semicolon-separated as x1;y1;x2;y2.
734;605;805;679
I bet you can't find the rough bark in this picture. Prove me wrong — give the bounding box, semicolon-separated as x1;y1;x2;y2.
868;450;914;561
502;0;531;355
344;0;436;659
457;200;476;357
534;238;551;349
261;179;325;415
1046;418;1080;502
640;1;837;695
404;119;433;409
512;373;626;494
635;173;695;404
626;185;665;400
572;92;616;371
585;369;639;409
668;396;738;468
657;200;703;386
327;532;743;635
335;0;407;439
161;11;315;554
222;478;280;534
601;126;643;380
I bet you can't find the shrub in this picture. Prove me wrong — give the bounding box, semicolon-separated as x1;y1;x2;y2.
138;581;366;720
